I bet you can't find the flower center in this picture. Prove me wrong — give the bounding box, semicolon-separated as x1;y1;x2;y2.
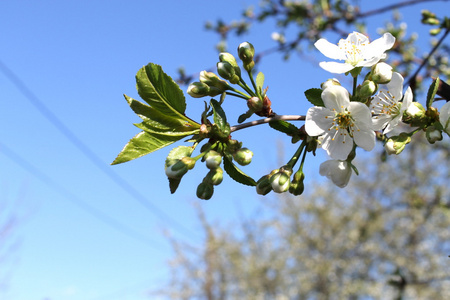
340;39;366;66
371;90;401;117
334;110;353;129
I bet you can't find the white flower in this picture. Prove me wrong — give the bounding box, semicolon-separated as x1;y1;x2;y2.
305;85;375;160
315;31;396;74
370;72;413;134
319;160;352;188
439;101;450;135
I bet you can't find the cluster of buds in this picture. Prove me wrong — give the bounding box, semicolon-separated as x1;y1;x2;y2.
187;71;230;98
421;10;450;36
237;42;255;71
194;138;253;200
187;42;273;122
197;150;224;200
256;165;305;196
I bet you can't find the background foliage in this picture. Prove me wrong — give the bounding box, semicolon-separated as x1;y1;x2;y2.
157;0;450;299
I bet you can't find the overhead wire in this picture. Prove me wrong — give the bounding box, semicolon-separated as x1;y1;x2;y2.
0;141;167;250
0;59;197;239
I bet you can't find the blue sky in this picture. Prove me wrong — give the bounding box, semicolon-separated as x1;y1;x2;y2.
0;1;448;299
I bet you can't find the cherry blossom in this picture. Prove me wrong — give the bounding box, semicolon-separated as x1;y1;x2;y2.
305;85;375;160
370;72;413;134
314;31;395;74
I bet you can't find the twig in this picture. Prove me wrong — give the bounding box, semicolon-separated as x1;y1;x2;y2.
406;26;450;87
356;0;448;18
230;114;305;133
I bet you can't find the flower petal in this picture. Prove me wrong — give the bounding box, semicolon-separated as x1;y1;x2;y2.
372;115;391;131
314;38;346;60
319;61;355;74
362;32;395;60
319;160;352;188
305;106;334;136
384;72;404;100
345;32;370;45
321;85;351;111
322;129;353;160
400;86;413;113
383;115;402;134
356;56;382;67
353;128;375;151
348;101;372;122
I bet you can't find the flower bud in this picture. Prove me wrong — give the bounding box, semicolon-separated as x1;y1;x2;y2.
423;17;440;25
237;42;255;71
256;175;272;195
289;170;305;196
187;82;210;98
232;147;253;166
165;159;189;179
199;71;230;91
370;62;393;84
321;78;341;90
425;126;443;144
217;62;240;84
430;28;442;36
204;167;224;186
204;150;222;169
247;96;264;112
404;102;426;125
358;80;378;99
181;157;196;170
421;10;437;19
270;171;291;193
439;101;450;135
219;52;241;77
384;133;411;155
196;182;214;200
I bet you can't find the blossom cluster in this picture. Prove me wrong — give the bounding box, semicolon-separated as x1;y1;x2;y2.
303;31;449;188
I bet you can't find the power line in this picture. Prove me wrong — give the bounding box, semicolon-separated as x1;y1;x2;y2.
0;141;167;251
0;59;197;239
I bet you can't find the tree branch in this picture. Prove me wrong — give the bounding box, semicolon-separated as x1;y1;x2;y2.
230;114;305;133
406;26;450;88
356;0;449;18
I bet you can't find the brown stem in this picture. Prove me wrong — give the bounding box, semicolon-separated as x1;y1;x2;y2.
230;114;305;133
406;26;450;88
356;0;448;18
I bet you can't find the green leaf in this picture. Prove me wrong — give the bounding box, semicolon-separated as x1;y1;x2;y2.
168;178;182;194
211;99;228;132
256;72;265;93
125;94;200;132
426;77;440;109
305;88;324;107
111;131;182;165
269;120;299;136
223;156;256;186
136;63;188;121
165;146;194;166
135;121;200;136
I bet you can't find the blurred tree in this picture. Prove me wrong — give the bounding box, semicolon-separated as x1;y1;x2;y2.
159;136;450;299
156;2;450;298
178;0;450;94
